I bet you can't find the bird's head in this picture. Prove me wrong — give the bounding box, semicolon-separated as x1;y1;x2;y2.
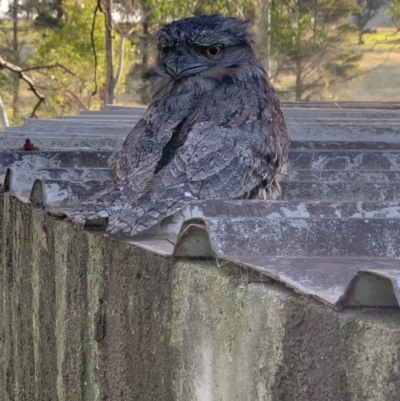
144;15;258;99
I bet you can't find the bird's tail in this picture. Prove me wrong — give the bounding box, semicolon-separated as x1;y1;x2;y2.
105;193;193;238
67;187;125;222
68;183;194;239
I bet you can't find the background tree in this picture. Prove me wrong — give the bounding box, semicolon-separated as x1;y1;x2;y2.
386;0;400;56
102;0;150;105
19;0;64;27
0;0;64;122
390;0;400;29
351;0;387;45
0;0;398;122
32;0;106;115
269;0;362;100
126;0;259;103
0;0;23;119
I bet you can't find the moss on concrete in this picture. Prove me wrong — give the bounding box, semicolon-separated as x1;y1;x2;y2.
341;310;400;401
1;192;400;401
169;261;290;401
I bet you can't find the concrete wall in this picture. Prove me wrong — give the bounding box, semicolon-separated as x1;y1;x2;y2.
1;192;400;401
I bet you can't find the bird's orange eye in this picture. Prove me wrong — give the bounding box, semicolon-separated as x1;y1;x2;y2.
159;46;170;56
204;46;222;57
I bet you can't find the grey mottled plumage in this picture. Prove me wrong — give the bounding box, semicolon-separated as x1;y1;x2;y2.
69;14;290;238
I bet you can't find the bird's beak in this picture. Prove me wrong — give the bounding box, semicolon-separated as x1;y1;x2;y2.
166;57;205;79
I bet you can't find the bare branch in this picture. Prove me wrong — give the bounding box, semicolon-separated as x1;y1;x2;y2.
355;29;400;78
30;97;45;118
280;0;295;13
312;0;318;50
114;34;127;94
89;0;101;107
0;55;45;118
112;19;122;35
365;39;400;74
34;72;91;111
98;0;113;39
21;63;74;75
301;45;329;81
127;9;153;35
65;90;89;110
370;28;400;51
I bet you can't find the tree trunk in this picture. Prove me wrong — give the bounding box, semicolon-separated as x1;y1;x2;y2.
358;29;364;45
255;0;270;76
105;0;115;105
55;0;63;19
142;18;149;72
295;57;302;101
12;0;19;118
139;14;151;104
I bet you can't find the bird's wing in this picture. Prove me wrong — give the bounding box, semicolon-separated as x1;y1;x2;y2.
68;94;193;225
104;121;274;237
113;94;194;198
175;121;272;199
105;172;194;238
70;168;191;240
67;117;179;224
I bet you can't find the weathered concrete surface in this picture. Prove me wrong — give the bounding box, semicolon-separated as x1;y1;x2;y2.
1;192;400;401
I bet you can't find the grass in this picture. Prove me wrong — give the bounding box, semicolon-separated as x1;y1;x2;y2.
347;28;400;51
331;28;400;101
272;27;400;102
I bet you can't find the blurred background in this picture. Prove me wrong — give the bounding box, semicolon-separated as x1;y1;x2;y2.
0;0;399;125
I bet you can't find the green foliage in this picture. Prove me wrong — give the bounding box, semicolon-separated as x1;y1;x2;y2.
2;0;396;116
390;0;400;28
269;0;362;100
34;12;62;29
322;0;358;23
126;0;261;104
19;0;64;29
33;0;106;114
148;0;258;22
0;72;13;95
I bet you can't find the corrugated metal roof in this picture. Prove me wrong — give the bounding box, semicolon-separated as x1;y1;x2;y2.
1;102;400;309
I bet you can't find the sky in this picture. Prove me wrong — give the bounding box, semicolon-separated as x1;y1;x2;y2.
0;0;9;15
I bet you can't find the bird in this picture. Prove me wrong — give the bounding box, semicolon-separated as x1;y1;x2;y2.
69;14;290;238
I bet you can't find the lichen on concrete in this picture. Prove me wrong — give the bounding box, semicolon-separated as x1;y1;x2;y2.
1;192;400;401
53;219;72;401
168;261;289;401
341;310;400;401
